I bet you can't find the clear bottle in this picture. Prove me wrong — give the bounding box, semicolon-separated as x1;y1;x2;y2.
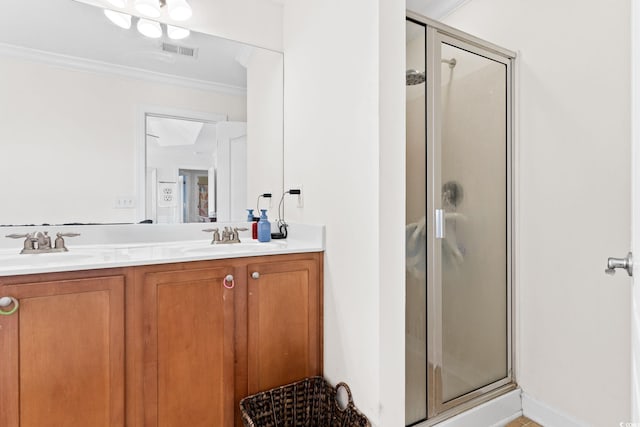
258;209;271;242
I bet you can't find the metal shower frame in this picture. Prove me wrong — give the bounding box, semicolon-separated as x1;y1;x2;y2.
406;10;518;427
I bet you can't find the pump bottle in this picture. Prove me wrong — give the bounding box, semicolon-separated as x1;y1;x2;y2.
258;209;271;242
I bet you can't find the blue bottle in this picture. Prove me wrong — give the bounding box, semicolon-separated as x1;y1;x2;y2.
258;209;271;242
246;209;254;222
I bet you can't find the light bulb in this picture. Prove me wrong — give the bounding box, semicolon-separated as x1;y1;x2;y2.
167;0;192;21
104;9;132;29
107;0;127;8
134;0;161;18
137;18;162;38
167;25;190;40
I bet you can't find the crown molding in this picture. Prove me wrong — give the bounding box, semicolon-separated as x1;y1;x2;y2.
406;0;472;20
0;42;247;96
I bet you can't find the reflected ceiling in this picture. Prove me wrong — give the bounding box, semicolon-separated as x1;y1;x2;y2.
0;0;250;88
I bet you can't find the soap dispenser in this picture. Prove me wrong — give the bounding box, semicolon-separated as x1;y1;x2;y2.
258;209;271;242
247;209;258;240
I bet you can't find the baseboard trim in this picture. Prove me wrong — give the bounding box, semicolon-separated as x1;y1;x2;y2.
416;389;522;427
522;393;588;427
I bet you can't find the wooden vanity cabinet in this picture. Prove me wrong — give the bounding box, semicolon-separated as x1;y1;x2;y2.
245;258;322;394
0;252;322;427
134;263;237;427
0;270;127;427
134;253;323;427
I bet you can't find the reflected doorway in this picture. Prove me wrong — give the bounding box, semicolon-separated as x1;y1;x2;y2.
179;169;210;223
141;109;247;224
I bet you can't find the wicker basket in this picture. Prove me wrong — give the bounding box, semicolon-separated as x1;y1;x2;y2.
240;377;371;427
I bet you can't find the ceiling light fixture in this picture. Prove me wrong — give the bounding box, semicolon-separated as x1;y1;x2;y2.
137;18;163;38
104;0;193;39
104;9;132;29
167;0;193;21
167;25;190;40
134;0;161;18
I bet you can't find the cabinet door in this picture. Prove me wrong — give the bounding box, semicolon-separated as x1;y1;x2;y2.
0;275;125;427
246;258;322;393
142;266;235;427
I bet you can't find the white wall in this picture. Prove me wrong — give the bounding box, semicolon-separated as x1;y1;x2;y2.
378;0;407;424
246;49;283;210
443;1;632;425
282;0;381;421
0;56;245;225
282;0;406;425
76;0;284;51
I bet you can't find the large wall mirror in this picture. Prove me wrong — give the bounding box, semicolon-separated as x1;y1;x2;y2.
0;0;283;225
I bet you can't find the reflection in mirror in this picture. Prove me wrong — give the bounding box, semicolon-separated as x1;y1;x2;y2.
145;113;248;223
0;0;283;226
145;114;220;224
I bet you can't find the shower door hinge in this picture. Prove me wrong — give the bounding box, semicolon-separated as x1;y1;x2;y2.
435;209;445;239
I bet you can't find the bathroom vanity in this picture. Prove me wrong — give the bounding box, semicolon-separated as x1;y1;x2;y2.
0;224;324;427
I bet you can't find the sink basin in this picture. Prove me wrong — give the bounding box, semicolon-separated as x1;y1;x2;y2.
182;241;287;256
0;252;100;268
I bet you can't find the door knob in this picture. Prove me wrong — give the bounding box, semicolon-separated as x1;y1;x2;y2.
605;252;633;276
251;272;260;279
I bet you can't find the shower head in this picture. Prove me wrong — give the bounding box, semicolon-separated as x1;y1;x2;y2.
442;58;457;69
406;69;425;86
406;58;457;86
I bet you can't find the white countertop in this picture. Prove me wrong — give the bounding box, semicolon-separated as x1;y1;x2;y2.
0;223;325;277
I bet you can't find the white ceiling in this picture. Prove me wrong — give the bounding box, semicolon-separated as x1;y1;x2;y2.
0;0;252;88
147;116;205;147
406;0;471;20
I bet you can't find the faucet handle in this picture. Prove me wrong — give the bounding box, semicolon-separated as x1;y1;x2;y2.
6;233;31;239
203;228;221;244
6;233;35;251
231;227;248;243
57;233;81;238
54;232;80;251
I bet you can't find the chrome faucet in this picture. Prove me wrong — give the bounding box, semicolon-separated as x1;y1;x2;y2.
203;227;248;244
34;231;52;250
6;231;80;254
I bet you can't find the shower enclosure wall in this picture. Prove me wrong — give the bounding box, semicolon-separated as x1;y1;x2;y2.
405;12;516;426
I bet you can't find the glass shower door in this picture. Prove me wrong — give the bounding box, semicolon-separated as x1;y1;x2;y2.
405;18;427;425
428;33;513;416
405;15;515;425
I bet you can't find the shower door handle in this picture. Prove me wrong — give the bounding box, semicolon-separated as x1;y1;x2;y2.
435;209;445;239
605;252;633;276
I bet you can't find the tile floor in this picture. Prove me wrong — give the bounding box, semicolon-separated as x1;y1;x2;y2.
505;416;542;427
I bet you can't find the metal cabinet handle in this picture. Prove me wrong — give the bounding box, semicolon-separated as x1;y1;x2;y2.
223;274;235;289
251;272;260;279
605;252;633;276
0;296;19;316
